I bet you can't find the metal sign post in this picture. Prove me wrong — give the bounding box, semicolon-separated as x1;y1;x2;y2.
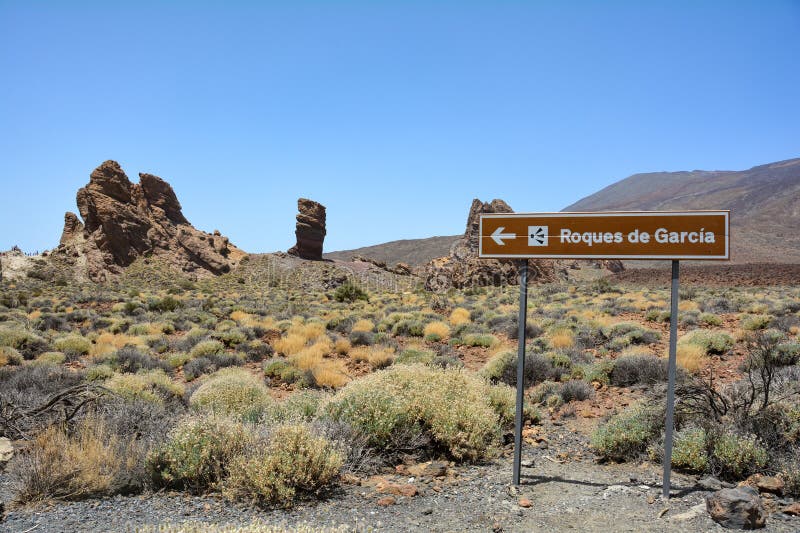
512;260;528;486
477;211;729;493
662;260;680;499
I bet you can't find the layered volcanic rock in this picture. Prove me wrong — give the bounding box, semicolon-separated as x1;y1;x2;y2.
421;198;559;291
287;198;326;260
54;160;244;282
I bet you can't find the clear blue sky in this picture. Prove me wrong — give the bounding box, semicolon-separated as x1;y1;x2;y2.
2;1;798;254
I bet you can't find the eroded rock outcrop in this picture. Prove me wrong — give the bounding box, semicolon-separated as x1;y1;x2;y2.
421;198;559;291
54;160;244;281
287;198;326;260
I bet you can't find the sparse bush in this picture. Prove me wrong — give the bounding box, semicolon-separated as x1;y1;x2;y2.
349;330;374;346
699;313;722;327
679;330;734;355
676;343;706;373
189;368;273;419
114;345;168;373
459;333;498;348
148;295;182;313
333;282;368;303
33;351;66;366
486;352;561;387
350;319;374;333
711;432;768;480
559;380;595;403
0;326;50;359
669;426;709;472
610;354;668;386
189;339;225;359
147;415;254;492
324;365;507;461
10;416;131;503
104;370;185;405
591;403;662;462
741;314;772;331
0;346;23;367
396;348;435;365
223;423;343;507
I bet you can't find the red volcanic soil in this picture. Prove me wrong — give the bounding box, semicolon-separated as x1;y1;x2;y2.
610;263;800;286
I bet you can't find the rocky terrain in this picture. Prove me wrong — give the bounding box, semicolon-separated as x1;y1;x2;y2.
51;160;245;282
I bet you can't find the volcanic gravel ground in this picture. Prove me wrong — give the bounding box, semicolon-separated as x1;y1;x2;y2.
3;420;798;532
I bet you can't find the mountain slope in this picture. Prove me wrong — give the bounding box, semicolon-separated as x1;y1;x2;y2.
323;235;459;267
564;158;800;263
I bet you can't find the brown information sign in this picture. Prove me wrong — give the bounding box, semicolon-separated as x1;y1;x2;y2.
479;211;729;260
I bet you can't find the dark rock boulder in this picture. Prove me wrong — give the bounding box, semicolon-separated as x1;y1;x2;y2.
706;486;766;529
287;198;326;260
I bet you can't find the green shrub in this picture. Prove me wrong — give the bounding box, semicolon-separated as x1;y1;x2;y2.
223;423;343;506
670;427;709;472
391;319;425;337
33;351;66;366
333;282;368;303
147;416;254;491
485;384;540;426
395;349;435;365
323;365;507;461
711;433;768;479
104;369;185;404
54;335;92;357
479;351;515;382
148;295;182;312
190;339;225;359
0;326;49;359
86;364;114;381
699;313;723;326
460;334;498;348
0;346;23;367
213;328;247;348
679;330;734;355
189;368;273;419
741;314;772;331
590;403;662;462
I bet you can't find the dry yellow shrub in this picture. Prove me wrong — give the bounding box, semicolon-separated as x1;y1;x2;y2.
675;344;705;373
273;334;307;356
549;328;575;349
351;319;374;333
449;308;471;326
423;321;451;340
349;346;370;363
311;360;350;389
678;300;699;312
90;333;146;358
334;338;351;355
291;339;332;371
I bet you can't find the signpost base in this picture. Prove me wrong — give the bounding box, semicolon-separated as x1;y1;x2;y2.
663;260;680;499
512;260;528;487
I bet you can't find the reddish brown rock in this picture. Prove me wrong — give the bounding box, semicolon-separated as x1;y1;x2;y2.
782;502;800;516
287;198;326;260
421;198;558;291
376;496;396;506
518;497;532;508
56;160;244;282
59;212;84;245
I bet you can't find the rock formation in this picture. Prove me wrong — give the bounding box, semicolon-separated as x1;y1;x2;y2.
287;198;326;260
53;160;244;282
421;198;559;291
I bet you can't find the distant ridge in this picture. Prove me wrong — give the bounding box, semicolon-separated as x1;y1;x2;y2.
323;235;459;267
564;157;800;263
326;157;800;266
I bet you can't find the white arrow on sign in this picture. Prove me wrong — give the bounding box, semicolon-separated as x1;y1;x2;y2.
491;226;517;246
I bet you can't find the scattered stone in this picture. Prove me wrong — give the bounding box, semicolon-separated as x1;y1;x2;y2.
755;476;784;496
647;494;656;505
670;503;706;522
698;476;723;491
287;198;326;260
782;502;800;516
518;498;532;508
706;486;766;530
376;496;396;507
0;437;13;463
520;459;534;468
420;461;449;478
421;508;433;516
